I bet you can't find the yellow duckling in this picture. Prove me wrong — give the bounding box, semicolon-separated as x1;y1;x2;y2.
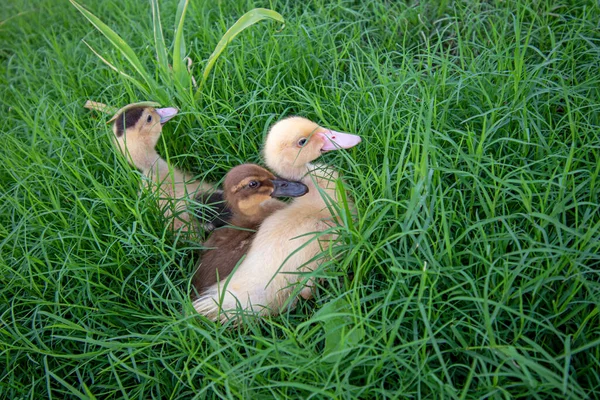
109;103;225;233
192;163;308;296
193;117;361;321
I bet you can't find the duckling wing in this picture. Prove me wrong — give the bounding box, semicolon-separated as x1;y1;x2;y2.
192;228;256;299
193;190;232;230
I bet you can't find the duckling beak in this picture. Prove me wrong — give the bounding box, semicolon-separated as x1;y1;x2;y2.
155;107;179;124
270;179;309;198
320;130;362;152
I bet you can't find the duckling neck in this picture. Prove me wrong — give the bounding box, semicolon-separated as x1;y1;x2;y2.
145;157;172;184
227;199;284;228
123;143;162;175
226;204;264;229
275;163;313;181
274;162;338;195
225;201;258;229
132;148;170;184
229;215;260;230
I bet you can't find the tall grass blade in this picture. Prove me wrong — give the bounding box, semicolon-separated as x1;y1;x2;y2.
150;0;169;81
172;0;191;89
312;297;365;363
69;0;157;91
196;8;284;97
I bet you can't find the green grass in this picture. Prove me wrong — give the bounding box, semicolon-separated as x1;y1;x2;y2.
1;0;599;398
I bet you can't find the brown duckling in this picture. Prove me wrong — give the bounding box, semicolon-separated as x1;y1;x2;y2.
192;163;308;297
109;103;227;233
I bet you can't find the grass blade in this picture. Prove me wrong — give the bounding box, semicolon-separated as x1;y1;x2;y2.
82;40;149;96
150;0;169;81
196;8;284;96
70;0;157;91
83;101;117;115
172;0;191;89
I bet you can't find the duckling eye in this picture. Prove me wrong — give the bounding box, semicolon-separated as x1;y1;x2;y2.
146;115;152;123
297;138;308;147
248;181;260;189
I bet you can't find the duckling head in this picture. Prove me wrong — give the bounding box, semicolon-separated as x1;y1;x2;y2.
223;164;308;223
110;105;178;170
263;117;361;180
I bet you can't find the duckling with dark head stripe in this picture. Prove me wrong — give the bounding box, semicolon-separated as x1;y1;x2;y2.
192;164;308;297
109;103;228;233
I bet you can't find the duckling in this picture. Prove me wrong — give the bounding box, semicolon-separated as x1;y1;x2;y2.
191;163;308;296
193;117;361;321
109;103;226;233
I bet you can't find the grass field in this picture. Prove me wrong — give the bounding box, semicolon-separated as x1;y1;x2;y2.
1;0;599;398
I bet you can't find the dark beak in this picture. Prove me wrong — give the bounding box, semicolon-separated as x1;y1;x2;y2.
270;179;309;198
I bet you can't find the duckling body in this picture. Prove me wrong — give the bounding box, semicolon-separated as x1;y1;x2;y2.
192;164;308;296
193;117;361;321
110;104;225;233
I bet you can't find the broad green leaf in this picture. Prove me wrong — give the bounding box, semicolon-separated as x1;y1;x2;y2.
197;8;284;96
173;0;188;54
311;297;365;363
150;0;170;81
69;0;157;91
173;0;191;89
